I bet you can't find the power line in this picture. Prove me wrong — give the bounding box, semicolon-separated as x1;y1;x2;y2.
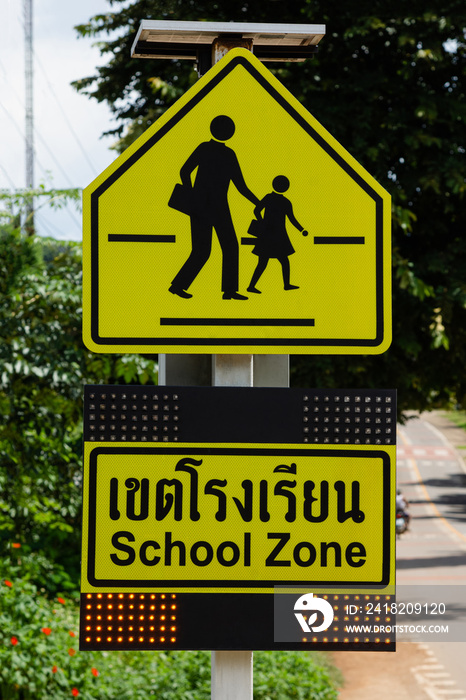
34;210;58;237
24;0;34;233
33;51;98;176
35;208;79;239
0;68;78;188
14;10;99;180
0;162;18;190
0;58;26;109
1;9;90;239
34;190;82;235
33;126;77;188
0;102;81;235
63;201;82;234
0;97;80;188
0;100;59;184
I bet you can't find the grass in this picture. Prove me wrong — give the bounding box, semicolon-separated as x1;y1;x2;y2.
444;410;466;432
442;410;466;449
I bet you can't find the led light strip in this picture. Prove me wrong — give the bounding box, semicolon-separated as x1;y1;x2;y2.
81;592;177;648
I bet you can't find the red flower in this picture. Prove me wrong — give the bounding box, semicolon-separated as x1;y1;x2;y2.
57;597;66;604
91;668;99;677
12;543;21;549
4;580;12;588
52;666;58;674
41;627;52;636
68;648;76;657
11;637;18;646
71;689;79;697
69;631;76;637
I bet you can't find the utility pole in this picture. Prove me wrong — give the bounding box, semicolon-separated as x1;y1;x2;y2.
24;0;34;235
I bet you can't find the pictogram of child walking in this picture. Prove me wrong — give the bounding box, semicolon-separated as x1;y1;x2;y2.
247;175;308;294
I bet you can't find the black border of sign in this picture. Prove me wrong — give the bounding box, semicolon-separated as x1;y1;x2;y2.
90;55;386;349
86;446;392;588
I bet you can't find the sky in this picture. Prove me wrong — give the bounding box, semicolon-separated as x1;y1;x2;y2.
0;0;128;241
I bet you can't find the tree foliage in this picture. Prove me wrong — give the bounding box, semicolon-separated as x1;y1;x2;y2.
73;0;466;413
0;183;82;238
0;209;158;592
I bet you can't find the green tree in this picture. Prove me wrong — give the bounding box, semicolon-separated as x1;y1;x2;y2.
73;0;466;413
0;194;158;592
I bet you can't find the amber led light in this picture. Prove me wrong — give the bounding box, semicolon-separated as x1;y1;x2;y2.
81;592;178;650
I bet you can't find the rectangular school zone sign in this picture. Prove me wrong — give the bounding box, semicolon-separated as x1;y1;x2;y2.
80;443;396;650
79;385;397;651
82;47;391;356
82;443;394;590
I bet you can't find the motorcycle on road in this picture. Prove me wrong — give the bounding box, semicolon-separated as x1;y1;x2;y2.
395;490;410;536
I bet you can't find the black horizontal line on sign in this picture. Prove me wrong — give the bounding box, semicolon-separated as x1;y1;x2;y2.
314;236;365;244
160;318;315;326
108;234;176;243
241;237;257;245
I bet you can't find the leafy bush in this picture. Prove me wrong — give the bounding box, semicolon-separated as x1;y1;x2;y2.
0;228;158;595
0;574;338;699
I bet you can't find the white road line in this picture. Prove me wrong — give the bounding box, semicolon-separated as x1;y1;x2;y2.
411;647;466;700
425;673;454;679
432;681;461;686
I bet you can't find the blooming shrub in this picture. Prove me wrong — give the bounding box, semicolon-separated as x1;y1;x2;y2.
0;576;338;699
0;577;99;699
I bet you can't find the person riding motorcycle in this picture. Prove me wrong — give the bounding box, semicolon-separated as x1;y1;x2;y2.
396;489;411;529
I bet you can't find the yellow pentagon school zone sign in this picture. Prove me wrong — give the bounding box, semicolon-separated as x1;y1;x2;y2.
83;48;391;355
81;443;395;593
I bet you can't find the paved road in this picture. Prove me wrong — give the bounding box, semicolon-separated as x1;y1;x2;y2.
335;413;466;699
396;414;466;698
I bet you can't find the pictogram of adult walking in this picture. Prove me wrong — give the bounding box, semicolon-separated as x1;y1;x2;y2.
169;115;259;300
247;175;308;294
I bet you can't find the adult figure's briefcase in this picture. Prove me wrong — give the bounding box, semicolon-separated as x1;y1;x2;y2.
168;183;198;216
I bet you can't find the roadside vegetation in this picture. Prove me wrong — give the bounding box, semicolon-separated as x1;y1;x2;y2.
2;0;465;695
1;552;339;699
443;410;466;449
444;411;466;433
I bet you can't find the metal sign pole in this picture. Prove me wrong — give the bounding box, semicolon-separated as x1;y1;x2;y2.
209;354;289;699
159;354;260;700
211;354;254;699
211;651;253;700
161;37;288;700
